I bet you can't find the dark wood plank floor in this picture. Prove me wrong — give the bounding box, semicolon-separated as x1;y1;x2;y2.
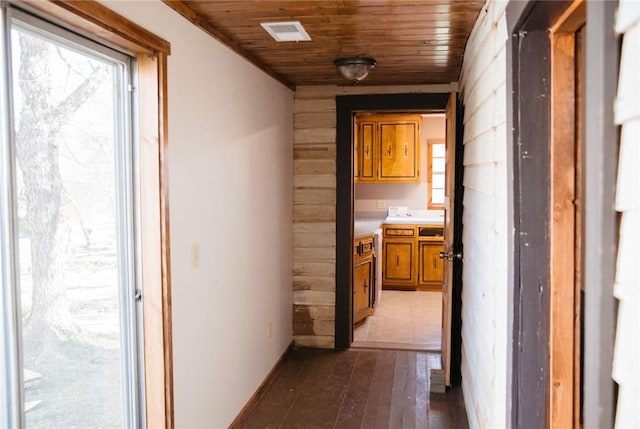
236;347;468;429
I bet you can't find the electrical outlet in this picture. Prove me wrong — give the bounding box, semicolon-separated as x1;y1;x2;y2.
268;322;273;339
191;242;200;269
376;200;386;209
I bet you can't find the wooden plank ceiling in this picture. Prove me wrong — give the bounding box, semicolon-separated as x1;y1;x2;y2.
164;1;485;89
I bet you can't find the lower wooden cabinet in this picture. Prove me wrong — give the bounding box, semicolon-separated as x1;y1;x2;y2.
382;224;443;291
418;241;444;286
383;240;416;285
353;234;374;324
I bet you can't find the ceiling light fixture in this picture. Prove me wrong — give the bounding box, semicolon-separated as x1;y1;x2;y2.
334;57;376;85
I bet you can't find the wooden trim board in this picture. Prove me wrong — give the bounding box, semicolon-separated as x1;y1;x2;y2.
549;30;577;429
17;0;170;55
228;342;295;428
549;1;585;426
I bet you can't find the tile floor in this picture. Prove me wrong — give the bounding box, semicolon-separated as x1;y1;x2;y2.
353;290;442;351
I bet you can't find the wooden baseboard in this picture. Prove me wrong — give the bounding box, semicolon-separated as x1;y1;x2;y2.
228;341;295;428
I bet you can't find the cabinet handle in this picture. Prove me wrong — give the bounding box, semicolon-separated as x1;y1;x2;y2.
388;144;392;157
365;145;369;157
433;256;437;270
396;255;400;267
363;279;368;291
404;144;408;157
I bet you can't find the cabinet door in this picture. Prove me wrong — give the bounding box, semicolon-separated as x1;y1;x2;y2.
354;116;359;179
357;121;376;182
383;240;415;284
419;241;444;285
353;258;373;323
378;120;419;182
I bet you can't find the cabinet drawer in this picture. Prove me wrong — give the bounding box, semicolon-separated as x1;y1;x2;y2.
359;239;373;255
384;227;415;237
418;226;443;237
354;235;374;261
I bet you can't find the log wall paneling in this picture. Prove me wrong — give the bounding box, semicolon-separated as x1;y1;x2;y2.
292;86;340;348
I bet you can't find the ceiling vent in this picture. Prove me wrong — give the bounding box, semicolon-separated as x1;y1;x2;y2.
260;21;311;42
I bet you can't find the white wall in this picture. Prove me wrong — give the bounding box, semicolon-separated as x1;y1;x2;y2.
459;1;509;428
101;1;294;427
355;114;446;215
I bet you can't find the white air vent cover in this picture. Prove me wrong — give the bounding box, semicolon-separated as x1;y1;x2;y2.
261;21;311;42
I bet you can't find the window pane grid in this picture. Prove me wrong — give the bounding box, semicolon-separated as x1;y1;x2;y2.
428;141;445;209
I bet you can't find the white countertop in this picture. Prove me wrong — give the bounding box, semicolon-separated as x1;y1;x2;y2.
354;217;443;239
384;215;444;225
354;219;384;237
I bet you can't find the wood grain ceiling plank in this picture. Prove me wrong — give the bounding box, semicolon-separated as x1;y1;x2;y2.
210;15;479;27
162;0;483;87
189;2;482;16
163;0;296;88
226;25;469;33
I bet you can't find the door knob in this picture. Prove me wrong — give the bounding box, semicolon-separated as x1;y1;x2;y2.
439;250;462;261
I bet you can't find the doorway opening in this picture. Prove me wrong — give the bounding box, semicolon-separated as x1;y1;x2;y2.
350;111;446;352
335;92;464;390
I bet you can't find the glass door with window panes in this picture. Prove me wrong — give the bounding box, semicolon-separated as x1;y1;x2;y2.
0;5;144;428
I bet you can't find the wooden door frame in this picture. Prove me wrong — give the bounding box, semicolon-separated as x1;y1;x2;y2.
549;2;585;426
335;92;465;384
505;1;619;428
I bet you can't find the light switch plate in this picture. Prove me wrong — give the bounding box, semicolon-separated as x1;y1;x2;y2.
191;242;200;269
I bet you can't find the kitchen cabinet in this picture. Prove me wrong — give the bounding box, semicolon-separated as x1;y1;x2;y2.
382;224;444;291
353;234;374;324
382;225;417;287
354;114;421;183
418;241;444;286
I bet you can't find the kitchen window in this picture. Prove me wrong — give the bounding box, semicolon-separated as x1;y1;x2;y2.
427;139;445;209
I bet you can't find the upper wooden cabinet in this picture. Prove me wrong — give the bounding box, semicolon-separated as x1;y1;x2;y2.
355;114;421;183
